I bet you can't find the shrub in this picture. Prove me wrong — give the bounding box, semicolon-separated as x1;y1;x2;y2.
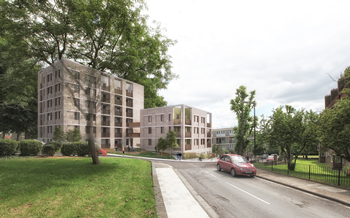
61;143;77;156
183;152;197;159
46;141;62;152
0;139;18;156
76;142;91;157
19;140;42;156
42;144;55;156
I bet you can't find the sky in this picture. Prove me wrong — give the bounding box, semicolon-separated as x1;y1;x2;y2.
144;0;350;129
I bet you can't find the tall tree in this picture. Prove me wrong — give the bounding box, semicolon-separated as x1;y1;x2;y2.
230;85;257;155
52;126;65;144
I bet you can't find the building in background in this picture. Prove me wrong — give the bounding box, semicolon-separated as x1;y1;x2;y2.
139;104;212;154
212;127;236;152
37;59;144;148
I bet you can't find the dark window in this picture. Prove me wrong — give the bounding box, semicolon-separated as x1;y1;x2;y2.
161;127;164;134
148;127;152;134
148;139;152;145
74;112;80;120
161;115;163;121
148;116;152;122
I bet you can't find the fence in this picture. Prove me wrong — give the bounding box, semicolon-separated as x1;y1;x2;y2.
256;161;350;187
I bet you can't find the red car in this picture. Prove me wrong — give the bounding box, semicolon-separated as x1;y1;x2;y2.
217;154;257;177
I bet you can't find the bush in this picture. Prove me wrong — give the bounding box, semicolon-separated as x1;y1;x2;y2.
0;139;18;156
42;144;55;156
61;143;77;156
46;141;62;152
183;152;197;159
19;140;42;156
76;142;91;157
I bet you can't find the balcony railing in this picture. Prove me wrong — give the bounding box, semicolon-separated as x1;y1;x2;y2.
207;133;211;137
185;132;191;137
126;102;133;107
174;119;181;125
101;144;109;148
115;100;122;105
185;119;191;125
126;112;133;117
114;133;122;137
101;97;110;103
101;121;110;126
185;144;191;150
126;91;133;97
176;132;181;137
207;123;211;128
115;111;122;116
127;133;140;137
101;109;110;114
128;122;140;127
102;85;109;91
114;89;122;94
101;132;110;137
207;142;212;148
115;122;122;127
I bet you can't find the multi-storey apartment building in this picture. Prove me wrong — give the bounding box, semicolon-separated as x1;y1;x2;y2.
212;127;236;151
139;104;212;154
37;59;144;148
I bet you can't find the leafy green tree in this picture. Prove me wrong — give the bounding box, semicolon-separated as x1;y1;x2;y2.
52;126;65;144
65;129;82;143
156;137;167;154
230;85;257;155
166;130;178;156
212;144;223;155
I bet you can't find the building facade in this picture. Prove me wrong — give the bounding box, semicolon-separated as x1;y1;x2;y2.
37;59;144;148
212;127;236;151
139;104;212;154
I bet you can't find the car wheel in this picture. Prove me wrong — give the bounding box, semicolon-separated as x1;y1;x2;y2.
231;168;236;177
217;164;222;171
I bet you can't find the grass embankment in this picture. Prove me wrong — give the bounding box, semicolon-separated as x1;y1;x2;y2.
255;158;350;187
106;148;175;160
0;157;157;217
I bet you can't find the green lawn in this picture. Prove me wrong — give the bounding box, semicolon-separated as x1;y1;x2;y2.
255;158;350;187
106;149;175;160
0;157;157;218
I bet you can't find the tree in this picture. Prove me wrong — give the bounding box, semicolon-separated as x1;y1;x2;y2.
230;85;257;155
156;137;167;154
52;126;65;144
260;106;319;170
65;128;82;143
212;144;223;155
166;130;178;156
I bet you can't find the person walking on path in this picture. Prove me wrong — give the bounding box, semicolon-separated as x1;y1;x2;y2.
179;152;182;161
128;146;130;152
131;146;134;152
211;154;213;161
217;154;220;160
122;147;125;156
155;146;157;152
115;144;118;152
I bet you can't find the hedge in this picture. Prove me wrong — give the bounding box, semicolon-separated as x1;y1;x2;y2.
42;144;55;156
45;141;62;152
61;142;77;156
0;139;18;156
61;142;101;157
19;140;42;156
76;142;91;157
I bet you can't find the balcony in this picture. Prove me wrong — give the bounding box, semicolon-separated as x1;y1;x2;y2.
114;89;122;94
174;119;181;125
127;133;140;137
207;142;212;148
101;109;110;114
185;132;191;137
101;121;110;126
176;132;181;137
126;112;133;117
115;111;122;116
101;97;110;103
101;132;110;137
115;122;122;127
102;85;109;92
185;119;191;125
185;144;191;150
126;91;133;97
101;144;109;148
207;133;211;137
115;100;122;105
126;102;133;107
207;123;211;128
114;133;122;137
128;122;140;127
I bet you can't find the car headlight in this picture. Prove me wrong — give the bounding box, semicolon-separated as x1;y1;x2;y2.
251;164;254;167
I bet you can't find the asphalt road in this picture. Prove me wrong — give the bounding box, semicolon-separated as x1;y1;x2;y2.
153;160;350;218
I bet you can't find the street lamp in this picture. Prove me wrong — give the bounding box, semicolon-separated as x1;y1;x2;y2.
243;101;256;157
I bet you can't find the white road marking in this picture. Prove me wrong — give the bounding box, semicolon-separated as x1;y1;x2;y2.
205;171;220;179
156;163;173;168
226;182;271;205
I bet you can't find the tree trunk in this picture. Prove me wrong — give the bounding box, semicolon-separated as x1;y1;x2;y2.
2;132;5;139
16;132;21;141
89;139;101;165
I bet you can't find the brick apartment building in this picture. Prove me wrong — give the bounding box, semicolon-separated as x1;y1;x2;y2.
139;105;212;154
212;127;236;151
37;59;144;148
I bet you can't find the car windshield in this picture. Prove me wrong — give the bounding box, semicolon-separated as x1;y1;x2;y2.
268;156;274;158
231;156;249;163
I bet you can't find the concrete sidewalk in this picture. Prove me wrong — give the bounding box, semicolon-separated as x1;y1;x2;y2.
257;168;350;207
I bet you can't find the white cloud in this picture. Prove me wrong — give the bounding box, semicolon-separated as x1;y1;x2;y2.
147;0;350;128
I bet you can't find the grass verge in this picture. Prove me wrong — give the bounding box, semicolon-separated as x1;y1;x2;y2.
0;157;157;217
106;149;175;160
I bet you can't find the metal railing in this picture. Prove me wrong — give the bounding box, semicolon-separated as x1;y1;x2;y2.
101;132;110;137
101;121;110;126
207;142;211;148
185;119;191;125
127;133;140;137
101;109;110;114
126;102;133;107
128;122;140;127
207;133;211;137
207;123;211;128
174;119;181;125
185;144;191;150
115;100;122;105
101;97;110;103
126;91;133;97
102;85;109;91
126;112;133;117
115;122;122;127
114;89;122;94
185;132;191;137
114;133;122;137
115;111;122;116
176;132;181;137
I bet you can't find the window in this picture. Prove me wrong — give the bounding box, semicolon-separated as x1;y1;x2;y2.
73;70;80;79
161;127;164;134
47;87;50;95
161;114;163;121
176;114;179;119
169;126;171;131
55;112;57;119
85;88;90;95
148;116;152;122
75;126;79;130
47;126;50;133
93;114;96;121
47;75;50;82
74;112;80;120
58;111;60;119
85;126;90;133
85;114;90;121
74;85;79;93
169;114;171;121
86;100;90;108
58;97;61;105
148;127;152;134
148;139;152;145
74;98;79;107
93;127;96;133
55;98;57;106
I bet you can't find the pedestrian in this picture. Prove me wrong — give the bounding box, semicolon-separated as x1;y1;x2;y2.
177;152;179;160
199;156;202;161
211;154;213;161
128;146;130;152
155;146;157;152
217;154;219;160
115;144;118;152
132;146;134;152
122;147;124;156
179;152;182;161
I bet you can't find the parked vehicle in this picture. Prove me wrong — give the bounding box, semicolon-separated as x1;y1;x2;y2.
266;155;275;162
261;154;268;159
217;154;256;177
